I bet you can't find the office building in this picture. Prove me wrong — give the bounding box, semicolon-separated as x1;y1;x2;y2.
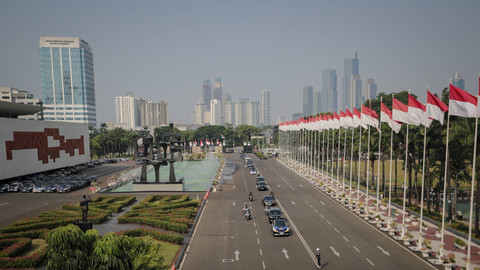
202;79;212;111
322;69;337;113
245;100;260;127
39;36;96;126
303;86;313;116
451;71;465;90
225;101;235;125
342;52;360;109
0;87;43;120
261;89;271;126
351;75;363;108
194;102;206;125
313;89;322;114
210;99;222;125
115;93;141;130
234;102;244;126
365;78;377;101
213;78;223;101
140;100;168;128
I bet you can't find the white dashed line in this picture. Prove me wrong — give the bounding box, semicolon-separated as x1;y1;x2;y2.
334;228;339;233
314;209;319;213
366;258;374;266
353;246;360;253
259;249;263;255
343;236;349;242
262;261;266;269
257;238;260;245
326;220;331;225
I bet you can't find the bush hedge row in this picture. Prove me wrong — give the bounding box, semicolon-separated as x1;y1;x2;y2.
116;228;184;245
0;238;32;258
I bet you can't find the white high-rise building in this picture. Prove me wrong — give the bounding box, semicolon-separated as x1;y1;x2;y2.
115;92;141;130
210;99;221;125
245;100;260;127
194;103;206;125
225;101;235;125
261;89;271;126
140;100;168;127
365;78;377;101
234;102;244;126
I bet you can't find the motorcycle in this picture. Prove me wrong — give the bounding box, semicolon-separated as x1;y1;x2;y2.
245;210;252;220
249;194;253;201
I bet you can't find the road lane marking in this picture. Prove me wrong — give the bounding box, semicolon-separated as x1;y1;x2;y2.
277;184;281;187
330;246;340;257
234;250;240;260
0;202;9;207
259;248;263;255
291;200;296;205
320;214;325;219
254;222;256;227
366;258;374;266
233;202;235;207
257;238;260;245
314;209;319;213
377;246;390;256
353;246;360;253
319;200;325;205
326;220;331;225
334;228;339;233
262;261;266;269
282;248;290;259
343;236;349;242
299;184;303;187
305;200;309;204
309;204;313;208
255;230;258;235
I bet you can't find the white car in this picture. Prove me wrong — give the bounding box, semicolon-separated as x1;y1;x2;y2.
33;185;46;193
249;169;257;175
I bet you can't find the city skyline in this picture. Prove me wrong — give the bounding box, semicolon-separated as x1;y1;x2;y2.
1;1;479;124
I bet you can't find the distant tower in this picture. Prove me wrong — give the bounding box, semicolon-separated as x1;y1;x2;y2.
202;79;212;111
451;71;465;90
303;86;313;116
342;52;360;109
322;68;337;113
213;78;223;101
366;78;377;101
261;89;271;126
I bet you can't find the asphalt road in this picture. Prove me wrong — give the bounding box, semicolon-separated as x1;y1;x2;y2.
181;153;436;270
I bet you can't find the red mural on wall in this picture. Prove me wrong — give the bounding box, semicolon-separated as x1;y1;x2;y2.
5;128;85;164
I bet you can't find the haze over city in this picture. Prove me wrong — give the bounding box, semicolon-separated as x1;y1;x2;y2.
1;0;479;124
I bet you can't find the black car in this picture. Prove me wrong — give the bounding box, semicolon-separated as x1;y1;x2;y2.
257;181;268;191
267;207;284;223
262;195;276;206
256;176;265;183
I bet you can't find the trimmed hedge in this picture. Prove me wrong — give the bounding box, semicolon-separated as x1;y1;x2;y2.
0;229;49;240
118;216;189;233
0;238;32;258
116;228;184;245
0;248;47;269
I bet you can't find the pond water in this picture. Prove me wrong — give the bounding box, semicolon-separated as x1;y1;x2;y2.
107;152;220;192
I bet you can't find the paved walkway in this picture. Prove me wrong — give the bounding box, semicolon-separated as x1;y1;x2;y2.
280;160;480;270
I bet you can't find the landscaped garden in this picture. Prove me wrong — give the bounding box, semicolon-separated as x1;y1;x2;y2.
0;194;200;269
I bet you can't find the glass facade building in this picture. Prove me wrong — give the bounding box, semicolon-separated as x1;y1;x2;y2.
39;37;96;126
322;68;337;113
303;86;313;116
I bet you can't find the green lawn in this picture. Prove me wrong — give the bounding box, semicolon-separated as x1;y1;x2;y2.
157;241;181;267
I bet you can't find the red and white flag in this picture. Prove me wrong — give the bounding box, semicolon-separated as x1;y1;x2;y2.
449;84;477;118
345;109;354;128
361;105;374;128
392;97;412;124
427;91;448;125
333;112;341;129
339;111;347;128
408;94;429;127
380;102;402;133
353;108;362;128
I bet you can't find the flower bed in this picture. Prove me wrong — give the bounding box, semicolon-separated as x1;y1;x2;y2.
119;195;200;234
0;238;32;257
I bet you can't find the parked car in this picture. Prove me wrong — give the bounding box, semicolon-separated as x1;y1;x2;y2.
87;162;95;168
267;207;284;223
56;183;71;193
271;219;290;236
256;181;268;191
32;184;46;193
8;182;23;192
21;183;35;193
1;184;9;192
262;195;276;206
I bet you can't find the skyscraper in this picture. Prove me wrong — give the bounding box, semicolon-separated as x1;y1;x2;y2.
245;100;260;127
194;102;206;125
322;68;337;113
303;86;313;116
39;36;96;126
140;100;168;127
202;79;212;111
365;78;377;101
115;92;140;130
210;99;221;125
351;74;363;108
213;78;223;101
313;89;322;114
261;89;271;126
451;71;465;90
342;52;360;109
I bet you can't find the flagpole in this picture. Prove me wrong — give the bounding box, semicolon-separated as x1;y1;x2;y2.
322;128;325;182
465;75;480;269
332;124;336;189
366;104;372;218
349;121;355;206
326;127;330;184
357;121;362;204
418;87;429;249
440;109;451;258
401;123;409;238
387;118;394;230
343;115;348;193
376;98;382;214
337;121;341;192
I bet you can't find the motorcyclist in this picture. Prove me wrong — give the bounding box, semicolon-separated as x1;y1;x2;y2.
243;203;248;213
249;192;253;201
245;208;251;219
270;190;274;197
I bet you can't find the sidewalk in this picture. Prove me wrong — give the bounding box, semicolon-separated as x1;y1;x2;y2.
278;159;479;270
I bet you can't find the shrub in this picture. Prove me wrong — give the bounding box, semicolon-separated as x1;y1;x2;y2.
0;238;32;257
454;237;466;247
117;228;184;245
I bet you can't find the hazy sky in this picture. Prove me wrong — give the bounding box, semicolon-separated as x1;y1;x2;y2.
1;0;479;125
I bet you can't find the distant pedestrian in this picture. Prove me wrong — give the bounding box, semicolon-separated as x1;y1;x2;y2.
316;248;321;268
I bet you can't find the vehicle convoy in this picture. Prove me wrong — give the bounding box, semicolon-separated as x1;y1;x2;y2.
272;218;290;236
267;207;284;223
262;195;276;206
256;181;268;191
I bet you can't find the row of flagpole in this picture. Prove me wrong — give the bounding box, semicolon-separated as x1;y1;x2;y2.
278;79;479;268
